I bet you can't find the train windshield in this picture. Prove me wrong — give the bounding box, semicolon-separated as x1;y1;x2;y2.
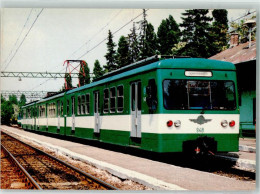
163;80;236;110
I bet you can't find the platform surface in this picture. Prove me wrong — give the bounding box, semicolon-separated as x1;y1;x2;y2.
1;126;256;191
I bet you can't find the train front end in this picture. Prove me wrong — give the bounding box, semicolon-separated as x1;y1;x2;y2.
154;58;240;155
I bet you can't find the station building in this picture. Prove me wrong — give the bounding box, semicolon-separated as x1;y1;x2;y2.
209;34;256;137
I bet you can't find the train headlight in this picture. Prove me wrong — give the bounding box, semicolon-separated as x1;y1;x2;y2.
174;120;181;127
229;120;235;127
221;120;228;127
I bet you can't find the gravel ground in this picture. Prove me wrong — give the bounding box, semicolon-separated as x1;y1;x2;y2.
5;131;152;190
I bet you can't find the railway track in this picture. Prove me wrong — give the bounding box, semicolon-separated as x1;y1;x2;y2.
0;131;118;190
1;145;41;189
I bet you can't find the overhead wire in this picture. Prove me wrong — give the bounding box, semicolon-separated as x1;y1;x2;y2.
18;9;254;93
30;9;146;91
77;9;148;60
69;9;122;59
228;10;256;24
33;9;123;83
3;8;44;71
2;8;34;69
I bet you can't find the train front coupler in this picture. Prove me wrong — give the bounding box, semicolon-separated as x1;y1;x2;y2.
183;136;217;156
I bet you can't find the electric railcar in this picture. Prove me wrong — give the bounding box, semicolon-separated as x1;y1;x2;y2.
20;55;240;155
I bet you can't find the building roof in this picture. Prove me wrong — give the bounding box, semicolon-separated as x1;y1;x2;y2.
209;41;256;64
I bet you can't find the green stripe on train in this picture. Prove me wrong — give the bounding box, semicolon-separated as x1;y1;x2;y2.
22;124;238;153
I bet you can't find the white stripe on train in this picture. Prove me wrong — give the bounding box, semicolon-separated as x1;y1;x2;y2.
22;114;239;134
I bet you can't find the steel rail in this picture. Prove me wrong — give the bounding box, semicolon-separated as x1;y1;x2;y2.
1;131;118;190
1;144;43;190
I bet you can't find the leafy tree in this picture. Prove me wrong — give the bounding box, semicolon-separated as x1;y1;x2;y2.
19;94;27;107
1;94;6;103
104;30;117;72
9;94;18;105
172;42;187;55
143;23;158;57
179;9;213;58
211;9;229;53
128;22;140;63
1;100;14;125
230;15;256;44
116;36;131;68
11;104;19;124
64;73;72;90
157;15;180;55
138;9;148;59
93;60;104;80
78;60;90;86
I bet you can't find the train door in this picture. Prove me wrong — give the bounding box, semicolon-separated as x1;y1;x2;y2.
64;99;70;136
57;101;60;132
71;96;75;132
94;91;100;133
131;81;142;138
37;106;39;130
33;107;36;130
46;103;48;130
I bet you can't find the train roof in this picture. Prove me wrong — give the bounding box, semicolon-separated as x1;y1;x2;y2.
21;56;235;107
22;92;65;107
36;92;65;104
22;100;39;108
67;57;235;95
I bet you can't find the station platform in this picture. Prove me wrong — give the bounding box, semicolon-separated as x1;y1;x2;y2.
215;137;256;172
239;138;256;153
0;125;256;191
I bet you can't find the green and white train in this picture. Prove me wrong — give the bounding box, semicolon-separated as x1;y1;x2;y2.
20;55;240;155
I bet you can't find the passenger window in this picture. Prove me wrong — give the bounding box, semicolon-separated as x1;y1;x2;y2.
94;91;100;113
131;84;136;111
137;82;141;110
78;96;81;115
61;101;63;116
110;87;116;113
81;95;86;114
86;94;90;114
48;102;56;117
146;79;158;112
53;103;56;117
117;86;124;112
104;89;109;113
57;101;60;116
67;100;70;115
28;108;31;118
72;97;75;115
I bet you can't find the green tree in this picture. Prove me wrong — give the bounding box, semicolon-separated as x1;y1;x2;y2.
9;94;18;105
211;9;229;54
143;23;158;57
64;73;72;90
93;60;104;80
230;15;256;44
116;36;131;68
138;9;148;59
1;100;14;125
179;9;213;58
78;60;90;86
19;94;27;107
157;15;180;55
1;94;6;103
128;22;140;63
104;30;117;72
